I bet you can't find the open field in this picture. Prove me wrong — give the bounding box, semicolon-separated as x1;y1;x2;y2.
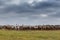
0;30;60;40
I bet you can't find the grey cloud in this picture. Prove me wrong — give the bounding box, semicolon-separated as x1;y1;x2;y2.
0;0;58;13
0;0;60;25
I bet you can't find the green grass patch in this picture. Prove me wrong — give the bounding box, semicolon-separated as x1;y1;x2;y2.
0;30;60;40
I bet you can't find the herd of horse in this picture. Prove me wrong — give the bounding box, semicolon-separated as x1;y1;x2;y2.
0;25;60;30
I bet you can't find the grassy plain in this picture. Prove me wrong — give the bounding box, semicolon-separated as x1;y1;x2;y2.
0;30;60;40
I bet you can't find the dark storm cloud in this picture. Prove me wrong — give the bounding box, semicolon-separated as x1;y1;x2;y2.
0;0;59;17
0;0;58;13
0;0;60;25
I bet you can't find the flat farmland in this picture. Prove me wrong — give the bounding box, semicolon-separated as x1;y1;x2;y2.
0;30;60;40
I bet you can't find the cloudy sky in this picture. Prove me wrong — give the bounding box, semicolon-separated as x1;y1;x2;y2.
0;0;59;25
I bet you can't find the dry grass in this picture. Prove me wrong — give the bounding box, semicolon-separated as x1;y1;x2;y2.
0;30;60;40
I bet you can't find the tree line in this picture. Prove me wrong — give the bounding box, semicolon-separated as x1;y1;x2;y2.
0;25;60;30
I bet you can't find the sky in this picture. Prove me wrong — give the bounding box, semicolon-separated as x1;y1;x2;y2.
0;0;59;25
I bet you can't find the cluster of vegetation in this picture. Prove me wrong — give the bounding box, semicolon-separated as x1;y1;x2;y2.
0;25;60;40
0;25;60;30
